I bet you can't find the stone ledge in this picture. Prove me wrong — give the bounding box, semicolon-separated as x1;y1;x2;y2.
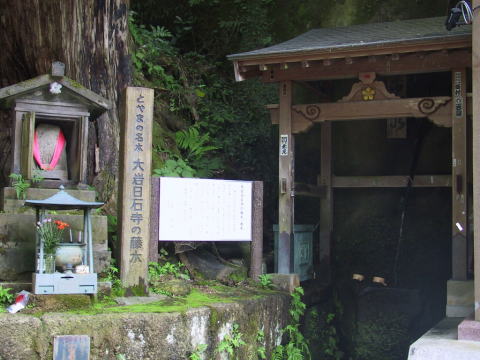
408;317;480;360
0;292;289;360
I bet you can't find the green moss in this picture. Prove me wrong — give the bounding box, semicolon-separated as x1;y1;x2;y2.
67;79;86;89
66;288;245;315
125;284;147;297
228;268;248;284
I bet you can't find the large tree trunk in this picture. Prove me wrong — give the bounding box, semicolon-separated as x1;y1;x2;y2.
0;0;131;209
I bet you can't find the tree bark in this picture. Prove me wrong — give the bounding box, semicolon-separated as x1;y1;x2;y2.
0;0;131;209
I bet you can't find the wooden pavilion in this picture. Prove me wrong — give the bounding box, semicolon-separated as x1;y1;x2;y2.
229;16;476;326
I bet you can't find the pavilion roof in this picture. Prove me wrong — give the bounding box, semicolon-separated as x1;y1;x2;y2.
228;17;471;81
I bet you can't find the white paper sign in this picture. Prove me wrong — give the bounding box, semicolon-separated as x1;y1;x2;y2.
159;177;252;241
280;135;288;156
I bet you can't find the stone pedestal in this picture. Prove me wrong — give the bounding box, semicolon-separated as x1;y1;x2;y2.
0;187;110;281
458;317;480;341
446;279;474;317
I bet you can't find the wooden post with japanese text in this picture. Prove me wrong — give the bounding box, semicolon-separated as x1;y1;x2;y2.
119;87;154;292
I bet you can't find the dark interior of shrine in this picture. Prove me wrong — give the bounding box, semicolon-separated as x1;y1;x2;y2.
291;71;471;359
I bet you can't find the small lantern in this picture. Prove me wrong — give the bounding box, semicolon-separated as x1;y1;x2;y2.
25;186;103;295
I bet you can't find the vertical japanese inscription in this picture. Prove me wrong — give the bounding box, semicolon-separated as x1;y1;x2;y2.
454;71;464;118
119;87;154;288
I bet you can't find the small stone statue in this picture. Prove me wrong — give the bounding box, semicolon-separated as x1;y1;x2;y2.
33;123;68;180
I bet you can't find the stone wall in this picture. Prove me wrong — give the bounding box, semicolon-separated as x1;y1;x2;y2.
0;293;289;360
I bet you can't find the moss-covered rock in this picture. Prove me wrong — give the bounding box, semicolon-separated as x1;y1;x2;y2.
25;294;92;314
151;278;192;297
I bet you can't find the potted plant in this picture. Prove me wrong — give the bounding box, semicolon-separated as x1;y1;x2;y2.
36;219;70;273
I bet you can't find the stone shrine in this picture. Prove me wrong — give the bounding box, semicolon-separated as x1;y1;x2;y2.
0;62;111;284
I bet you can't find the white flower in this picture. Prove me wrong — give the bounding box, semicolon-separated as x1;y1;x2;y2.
49;82;62;94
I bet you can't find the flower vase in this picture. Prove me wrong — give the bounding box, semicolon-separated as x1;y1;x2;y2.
44;253;56;273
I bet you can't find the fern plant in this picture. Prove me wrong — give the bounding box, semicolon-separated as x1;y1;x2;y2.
9;173;30;200
271;287;311;360
216;323;246;359
189;344;207;360
0;286;14;305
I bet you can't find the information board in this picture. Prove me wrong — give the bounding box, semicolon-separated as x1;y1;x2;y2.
158;177;252;241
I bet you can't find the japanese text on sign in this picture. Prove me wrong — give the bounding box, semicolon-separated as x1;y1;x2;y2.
129;93;147;265
454;71;463;118
158;177;252;241
280;135;288;156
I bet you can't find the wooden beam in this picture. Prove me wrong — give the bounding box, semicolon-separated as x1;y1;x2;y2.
451;68;468;281
332;175;452;188
294;182;325;198
319;122;332;281
259;50;471;82
268;97;453;133
236;38;470;67
472;0;480;321
277;81;294;274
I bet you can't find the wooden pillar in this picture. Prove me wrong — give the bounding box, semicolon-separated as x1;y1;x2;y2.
318;121;332;281
278;81;294;274
149;177;160;263
472;0;480;321
451;68;468;280
118;87;154;292
250;181;263;279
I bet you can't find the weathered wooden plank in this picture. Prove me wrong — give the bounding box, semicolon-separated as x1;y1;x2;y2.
319;122;332;281
79;116;88;185
278;81;294;274
332;175;452;188
118;87;154;292
451;68;468;281
250;181;263;279
268;96;453;133
149;177;160;263
258;49;472;82
20;112;34;180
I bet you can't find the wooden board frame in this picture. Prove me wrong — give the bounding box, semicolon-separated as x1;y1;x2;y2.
149;178;264;279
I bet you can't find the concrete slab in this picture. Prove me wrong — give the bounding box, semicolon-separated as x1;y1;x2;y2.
408;317;480;360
